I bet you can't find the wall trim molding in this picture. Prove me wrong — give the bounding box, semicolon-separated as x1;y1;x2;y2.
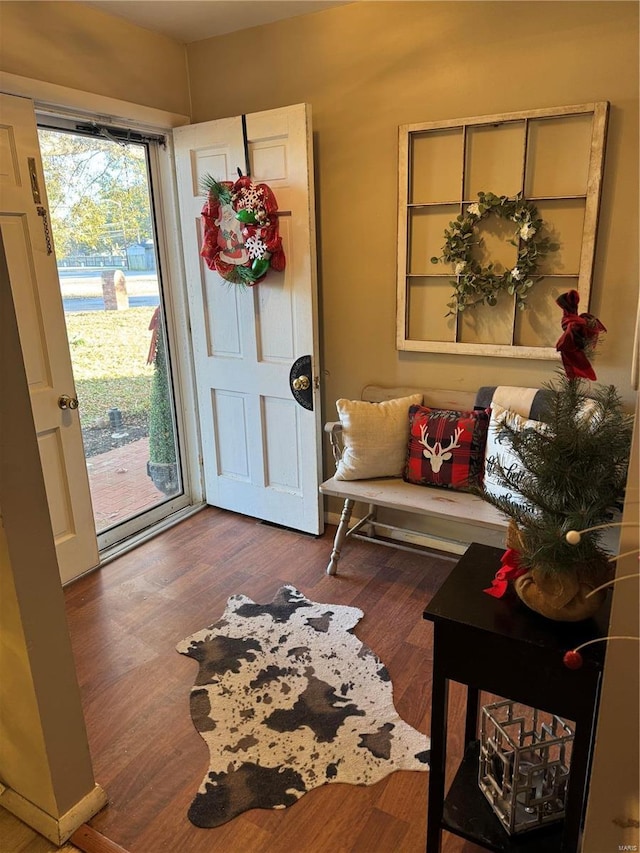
0;71;190;130
0;783;108;845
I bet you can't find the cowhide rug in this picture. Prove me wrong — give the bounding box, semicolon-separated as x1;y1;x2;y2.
176;585;430;828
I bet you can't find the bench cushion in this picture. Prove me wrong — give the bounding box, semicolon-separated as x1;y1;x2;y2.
334;394;422;480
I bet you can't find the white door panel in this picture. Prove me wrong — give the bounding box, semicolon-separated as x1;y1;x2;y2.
174;103;322;534
0;93;99;582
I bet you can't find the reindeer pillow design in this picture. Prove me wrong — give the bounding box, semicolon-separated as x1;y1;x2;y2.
403;406;490;492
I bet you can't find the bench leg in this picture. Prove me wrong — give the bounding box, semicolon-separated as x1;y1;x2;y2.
326;498;355;576
365;502;377;537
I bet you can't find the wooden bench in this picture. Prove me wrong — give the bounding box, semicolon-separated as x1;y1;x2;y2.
319;386;514;575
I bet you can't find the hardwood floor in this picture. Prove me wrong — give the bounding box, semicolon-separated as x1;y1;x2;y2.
63;507;487;853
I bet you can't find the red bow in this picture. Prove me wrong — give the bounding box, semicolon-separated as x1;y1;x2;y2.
555;290;606;381
483;548;528;598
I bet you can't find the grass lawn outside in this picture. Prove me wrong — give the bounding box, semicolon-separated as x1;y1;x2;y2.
65;307;155;428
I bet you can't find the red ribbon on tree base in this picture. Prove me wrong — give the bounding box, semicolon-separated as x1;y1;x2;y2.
555;290;606;381
483;548;528;598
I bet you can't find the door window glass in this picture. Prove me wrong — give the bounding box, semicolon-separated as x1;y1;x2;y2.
38;127;182;539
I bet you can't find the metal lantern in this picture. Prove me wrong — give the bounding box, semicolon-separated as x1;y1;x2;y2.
478;699;574;835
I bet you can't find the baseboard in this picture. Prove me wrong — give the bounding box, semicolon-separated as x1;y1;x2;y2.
71;823;131;853
0;783;108;845
325;510;467;557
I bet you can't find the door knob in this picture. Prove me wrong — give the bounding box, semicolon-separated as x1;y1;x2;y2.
58;394;79;410
292;375;310;392
289;355;314;410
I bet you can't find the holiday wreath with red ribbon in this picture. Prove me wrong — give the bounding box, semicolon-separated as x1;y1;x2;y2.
200;174;286;286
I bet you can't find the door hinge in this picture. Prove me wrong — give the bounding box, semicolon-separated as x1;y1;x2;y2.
28;157;42;203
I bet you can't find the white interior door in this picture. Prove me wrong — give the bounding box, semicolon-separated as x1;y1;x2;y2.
0;93;99;583
174;103;323;534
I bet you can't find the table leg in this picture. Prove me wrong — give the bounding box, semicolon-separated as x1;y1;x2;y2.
562;703;599;852
465;686;480;745
426;633;449;853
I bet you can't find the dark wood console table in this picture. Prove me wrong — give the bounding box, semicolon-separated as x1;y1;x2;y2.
423;542;610;853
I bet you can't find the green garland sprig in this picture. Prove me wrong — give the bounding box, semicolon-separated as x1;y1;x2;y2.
202;175;233;205
430;191;559;315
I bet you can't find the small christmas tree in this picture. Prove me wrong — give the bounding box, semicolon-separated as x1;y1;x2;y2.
146;308;179;496
483;371;633;577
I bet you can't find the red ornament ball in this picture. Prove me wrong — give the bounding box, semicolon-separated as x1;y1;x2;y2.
563;650;584;670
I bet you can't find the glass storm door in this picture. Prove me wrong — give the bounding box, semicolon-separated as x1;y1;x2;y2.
37;124;184;549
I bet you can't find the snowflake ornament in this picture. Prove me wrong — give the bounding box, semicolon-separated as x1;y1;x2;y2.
245;235;268;260
238;185;264;210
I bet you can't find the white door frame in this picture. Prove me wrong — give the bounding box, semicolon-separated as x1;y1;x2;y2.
1;73;206;563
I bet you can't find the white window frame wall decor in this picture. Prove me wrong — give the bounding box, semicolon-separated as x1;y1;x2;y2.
396;102;609;358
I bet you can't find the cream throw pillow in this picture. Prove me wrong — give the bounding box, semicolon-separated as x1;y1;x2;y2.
334;394;422;480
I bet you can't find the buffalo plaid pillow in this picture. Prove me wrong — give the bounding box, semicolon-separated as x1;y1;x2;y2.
403;406;490;491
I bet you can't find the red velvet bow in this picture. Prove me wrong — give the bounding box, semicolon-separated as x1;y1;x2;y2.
555;290;606;381
483;548;528;598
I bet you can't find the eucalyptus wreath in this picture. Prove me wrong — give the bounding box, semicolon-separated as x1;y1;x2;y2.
430;191;559;315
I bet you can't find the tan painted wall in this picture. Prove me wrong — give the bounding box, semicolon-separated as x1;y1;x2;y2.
583;405;640;852
0;0;190;116
188;0;639;413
